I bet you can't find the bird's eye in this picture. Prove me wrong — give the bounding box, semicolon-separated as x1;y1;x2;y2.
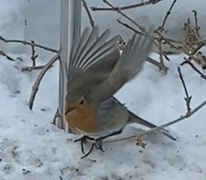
79;98;85;105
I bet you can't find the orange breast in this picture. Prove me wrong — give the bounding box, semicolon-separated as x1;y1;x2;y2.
65;102;98;134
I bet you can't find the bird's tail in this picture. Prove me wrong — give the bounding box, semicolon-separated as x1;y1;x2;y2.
128;110;177;141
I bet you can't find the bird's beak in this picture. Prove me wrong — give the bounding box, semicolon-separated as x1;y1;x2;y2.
65;102;78;115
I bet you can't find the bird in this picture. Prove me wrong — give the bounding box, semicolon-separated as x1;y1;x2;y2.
65;26;176;158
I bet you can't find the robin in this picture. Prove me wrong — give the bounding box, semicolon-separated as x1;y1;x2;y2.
65;26;176;158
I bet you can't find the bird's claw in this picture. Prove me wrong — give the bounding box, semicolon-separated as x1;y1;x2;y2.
74;136;94;154
94;137;104;152
74;136;105;159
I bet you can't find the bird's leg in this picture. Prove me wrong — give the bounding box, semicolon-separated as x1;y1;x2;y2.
94;129;123;151
81;144;95;159
74;136;94;154
94;137;104;152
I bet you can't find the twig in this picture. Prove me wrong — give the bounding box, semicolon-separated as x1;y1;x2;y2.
29;54;59;110
30;40;38;66
180;59;206;80
0;50;15;61
146;57;168;71
159;0;177;32
101;0;146;33
118;19;182;44
104;98;206;144
91;0;163;11
138;98;206;138
116;19;169;71
21;65;46;72
82;0;95;28
177;67;192;113
52;109;60;125
192;10;200;37
192;41;205;55
0;36;59;53
155;37;168;71
117;19;145;36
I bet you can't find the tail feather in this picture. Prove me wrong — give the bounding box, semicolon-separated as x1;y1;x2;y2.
128;110;177;141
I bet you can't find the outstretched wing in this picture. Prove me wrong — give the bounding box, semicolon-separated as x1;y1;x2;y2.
85;29;154;105
66;26;120;101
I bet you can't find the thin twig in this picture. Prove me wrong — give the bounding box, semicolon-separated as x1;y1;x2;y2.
118;19;182;44
177;67;192;113
21;65;46;72
117;19;169;71
30;40;38;66
146;57;168;71
104;98;206;144
82;0;95;28
155;37;168;71
192;41;205;55
91;0;163;11
159;0;177;32
101;0;146;33
192;10;200;37
0;50;15;61
52;109;60;125
29;54;59;110
0;36;59;53
138;99;206;138
180;59;206;80
117;19;145;36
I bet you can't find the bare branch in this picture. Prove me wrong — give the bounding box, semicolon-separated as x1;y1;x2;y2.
177;67;192;113
91;0;163;11
101;0;146;33
52;109;60;125
82;0;95;28
29;54;59;110
0;36;59;53
192;10;201;37
21;65;46;72
159;0;177;32
30;40;38;66
180;59;206;80
117;19;145;36
0;50;15;61
103;98;206;144
155;38;168;71
138;98;206;138
146;57;168;71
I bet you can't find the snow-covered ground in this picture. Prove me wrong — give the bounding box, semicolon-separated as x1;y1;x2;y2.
0;0;206;180
0;52;206;180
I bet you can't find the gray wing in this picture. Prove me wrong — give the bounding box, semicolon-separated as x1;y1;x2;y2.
68;26;120;77
85;30;154;105
66;26;120;101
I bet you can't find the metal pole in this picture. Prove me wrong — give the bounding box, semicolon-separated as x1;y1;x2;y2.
57;0;81;131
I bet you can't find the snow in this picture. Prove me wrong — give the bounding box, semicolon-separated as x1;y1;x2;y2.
0;52;206;180
0;0;206;180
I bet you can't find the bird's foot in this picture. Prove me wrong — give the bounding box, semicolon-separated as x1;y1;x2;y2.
74;136;94;155
94;137;104;152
